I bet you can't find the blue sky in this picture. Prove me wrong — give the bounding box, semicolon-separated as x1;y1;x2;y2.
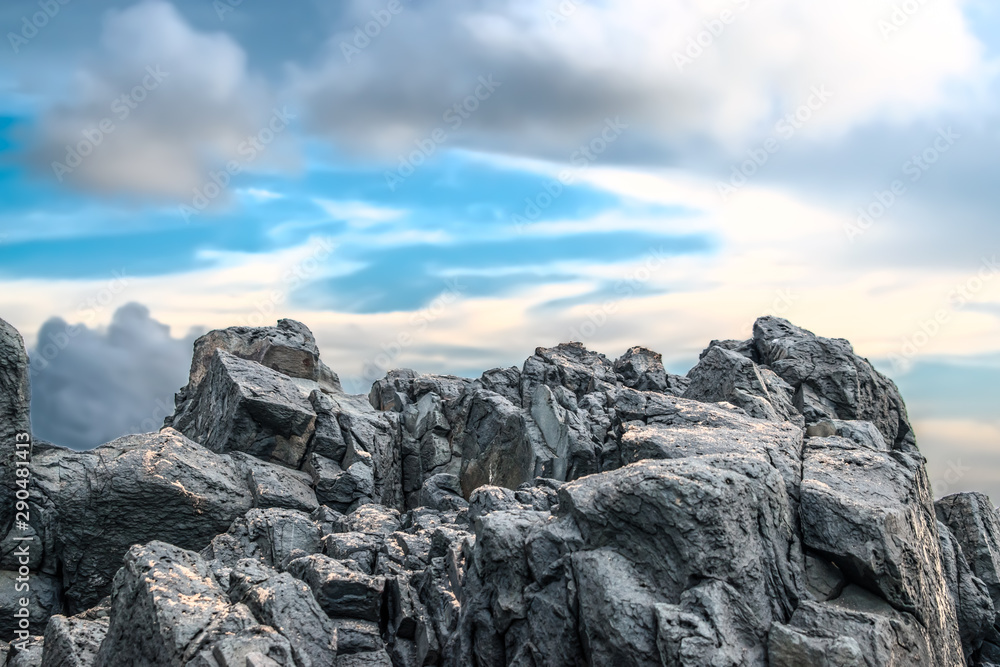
0;0;998;500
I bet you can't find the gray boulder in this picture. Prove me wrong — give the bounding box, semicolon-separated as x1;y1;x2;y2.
286;554;385;622
170;350;317;468
683;344;798;423
28;429;253;613
460;454;803;666
6;636;44;667
752;316;916;451
419;474;469;512
613;345;688;395
769;584;944;666
169;318;341;405
232;451;319;513
0;572;60;641
937;492;1000;661
617;395;804;504
95;541;259;666
938;519;994;662
228;557;338;666
799;436;964;665
458;390;537;497
519;342;617;403
40;614;107;667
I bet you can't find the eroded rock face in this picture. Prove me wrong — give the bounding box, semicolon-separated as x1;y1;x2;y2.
799;436;963;666
752;317;916;451
170;350;318;468
0;318;30;538
172;318;341;404
938;519;994;662
28;429;254;613
613;345;689;395
937;492;1000;662
1;315;989;666
683;344;799;423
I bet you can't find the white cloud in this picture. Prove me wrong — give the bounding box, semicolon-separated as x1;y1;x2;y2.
314;199;407;227
291;0;987;159
30;0;293;199
240;188;284;201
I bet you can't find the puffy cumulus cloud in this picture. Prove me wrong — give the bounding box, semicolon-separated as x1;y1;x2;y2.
30;0;296;200
291;0;985;161
28;303;199;450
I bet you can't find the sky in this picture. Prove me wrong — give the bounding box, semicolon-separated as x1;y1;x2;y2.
0;0;997;501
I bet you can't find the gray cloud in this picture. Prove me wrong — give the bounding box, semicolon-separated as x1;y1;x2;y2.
26;0;296;201
29;303;199;450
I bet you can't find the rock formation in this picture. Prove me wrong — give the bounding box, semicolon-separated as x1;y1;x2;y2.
0;314;996;666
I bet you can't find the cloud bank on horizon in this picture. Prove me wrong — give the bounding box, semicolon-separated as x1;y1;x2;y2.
1;0;998;499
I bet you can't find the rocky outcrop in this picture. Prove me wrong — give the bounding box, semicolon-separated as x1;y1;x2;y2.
751;317;917;451
0;318;30;538
2;315;996;666
799;435;963;665
937;492;1000;663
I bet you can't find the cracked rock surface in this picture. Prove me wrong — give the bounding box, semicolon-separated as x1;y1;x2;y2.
0;316;993;666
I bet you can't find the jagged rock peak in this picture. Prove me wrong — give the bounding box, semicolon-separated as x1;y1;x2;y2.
0;314;992;666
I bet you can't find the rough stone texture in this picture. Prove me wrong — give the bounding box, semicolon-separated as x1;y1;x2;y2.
232;451;319;514
168;318;341;410
170;350;317;468
752;316;917;451
458;390;537;498
0;571;60;642
683;344;799;423
613;345;688;395
27;429;253;613
459;455;802;666
95;541;258;666
6;636;43;667
227;557;337;666
0;318;30;540
799;436;963;666
40;615;107;667
937;492;1000;663
770;585;935;666
1;315;992;666
617;396;804;505
286;554;385;622
938;519;994;663
419;474;469;513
